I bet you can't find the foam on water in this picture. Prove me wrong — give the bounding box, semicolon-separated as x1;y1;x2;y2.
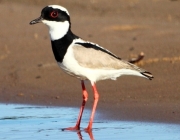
0;104;180;140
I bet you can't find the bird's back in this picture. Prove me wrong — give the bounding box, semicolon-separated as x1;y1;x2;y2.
72;41;153;80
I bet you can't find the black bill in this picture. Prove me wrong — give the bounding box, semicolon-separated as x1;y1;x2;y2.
29;16;43;25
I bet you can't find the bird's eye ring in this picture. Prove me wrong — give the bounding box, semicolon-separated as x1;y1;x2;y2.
50;11;58;18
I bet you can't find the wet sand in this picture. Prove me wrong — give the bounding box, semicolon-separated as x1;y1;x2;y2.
0;0;180;124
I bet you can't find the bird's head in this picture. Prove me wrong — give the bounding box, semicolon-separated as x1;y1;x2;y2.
30;5;71;40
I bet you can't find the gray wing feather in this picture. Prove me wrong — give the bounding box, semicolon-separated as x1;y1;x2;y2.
73;43;153;80
73;44;141;70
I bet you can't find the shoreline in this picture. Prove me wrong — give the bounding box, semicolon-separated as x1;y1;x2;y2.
1;86;180;125
1;101;180;125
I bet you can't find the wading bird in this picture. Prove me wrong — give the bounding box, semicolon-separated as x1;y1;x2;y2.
30;5;153;132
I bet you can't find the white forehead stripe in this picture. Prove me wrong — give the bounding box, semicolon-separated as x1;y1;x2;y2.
48;5;69;15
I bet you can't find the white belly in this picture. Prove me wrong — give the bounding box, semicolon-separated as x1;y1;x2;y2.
58;61;143;83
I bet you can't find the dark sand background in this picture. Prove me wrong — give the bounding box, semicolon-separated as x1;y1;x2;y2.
0;0;180;124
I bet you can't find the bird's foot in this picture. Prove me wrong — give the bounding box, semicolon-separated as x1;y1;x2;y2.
62;126;80;131
84;126;92;133
84;127;94;140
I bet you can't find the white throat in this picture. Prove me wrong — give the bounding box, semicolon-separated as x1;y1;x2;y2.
42;20;70;41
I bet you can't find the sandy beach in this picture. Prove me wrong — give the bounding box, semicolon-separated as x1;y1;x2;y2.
0;0;180;124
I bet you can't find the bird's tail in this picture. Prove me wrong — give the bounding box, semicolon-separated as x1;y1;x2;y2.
119;59;154;80
141;71;154;80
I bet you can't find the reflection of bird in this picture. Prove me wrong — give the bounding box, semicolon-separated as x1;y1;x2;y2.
30;5;153;132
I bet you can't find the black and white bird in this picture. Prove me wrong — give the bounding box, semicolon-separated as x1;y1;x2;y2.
30;5;153;132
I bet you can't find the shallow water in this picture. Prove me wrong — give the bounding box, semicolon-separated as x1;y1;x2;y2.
0;104;180;140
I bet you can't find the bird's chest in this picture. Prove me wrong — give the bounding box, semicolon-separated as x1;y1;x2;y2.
57;61;87;80
57;47;87;80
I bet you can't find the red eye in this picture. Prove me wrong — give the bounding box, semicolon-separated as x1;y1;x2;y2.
50;11;58;18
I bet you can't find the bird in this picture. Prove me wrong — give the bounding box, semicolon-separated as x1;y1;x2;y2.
30;5;153;132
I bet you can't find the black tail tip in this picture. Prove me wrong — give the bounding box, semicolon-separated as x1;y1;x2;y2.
141;71;154;80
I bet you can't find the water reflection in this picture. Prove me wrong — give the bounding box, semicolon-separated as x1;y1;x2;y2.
0;104;180;140
62;129;94;140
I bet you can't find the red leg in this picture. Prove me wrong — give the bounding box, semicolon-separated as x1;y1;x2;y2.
64;80;88;131
85;83;99;132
